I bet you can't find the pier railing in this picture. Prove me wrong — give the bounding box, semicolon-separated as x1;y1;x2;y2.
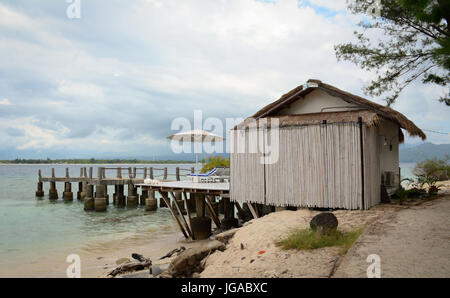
38;166;195;184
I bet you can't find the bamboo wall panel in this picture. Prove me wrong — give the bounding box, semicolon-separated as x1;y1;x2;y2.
230;130;265;204
231;122;381;210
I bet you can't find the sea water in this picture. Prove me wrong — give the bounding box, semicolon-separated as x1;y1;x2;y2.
0;164;192;277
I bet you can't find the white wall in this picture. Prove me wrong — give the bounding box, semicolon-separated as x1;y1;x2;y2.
276;89;362;115
377;119;400;186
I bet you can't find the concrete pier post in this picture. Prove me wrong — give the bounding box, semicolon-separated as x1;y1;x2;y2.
104;185;109;205
36;181;44;197
126;183;138;207
84;184;94;211
113;185;118;206
94;184;107;212
80;181;87;201
116;184;126;207
140;189;148;206
63;182;73;201
76;182;82;200
145;189;157;211
49;181;58;200
94;167;107;211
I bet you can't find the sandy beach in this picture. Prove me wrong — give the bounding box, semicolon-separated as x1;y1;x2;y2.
200;183;450;278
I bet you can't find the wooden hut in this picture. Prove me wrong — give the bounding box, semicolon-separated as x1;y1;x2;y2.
230;79;426;210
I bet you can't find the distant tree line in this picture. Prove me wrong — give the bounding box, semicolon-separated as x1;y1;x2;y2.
0;158;195;164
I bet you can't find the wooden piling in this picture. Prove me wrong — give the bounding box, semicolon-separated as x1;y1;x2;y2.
49;181;58;200
36;181;44;197
159;191;189;239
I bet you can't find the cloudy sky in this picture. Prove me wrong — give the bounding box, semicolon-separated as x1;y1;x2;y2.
0;0;448;160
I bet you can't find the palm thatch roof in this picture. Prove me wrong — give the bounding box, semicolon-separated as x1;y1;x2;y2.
244;79;425;140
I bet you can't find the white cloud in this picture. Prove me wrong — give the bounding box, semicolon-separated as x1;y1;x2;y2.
0;98;12;105
58;80;104;100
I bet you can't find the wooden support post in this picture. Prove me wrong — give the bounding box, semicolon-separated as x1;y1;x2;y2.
89;167;93;179
191;167;195;174
194;193;205;217
163;167;168;180
149;167;154;179
182;192;194;240
144;167;147;179
170;192;192;238
51;168;55;178
84;167;87;178
247;202;259;219
80;168;83;178
159;191;189;239
133;167;137;179
176;167;180;181
128;167;132;178
223;198;234;219
36;181;44;197
38;169;42;179
117;167;121;178
205;196;221;229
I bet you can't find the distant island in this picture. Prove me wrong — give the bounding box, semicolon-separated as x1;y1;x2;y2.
0;158;195;164
400;142;450;163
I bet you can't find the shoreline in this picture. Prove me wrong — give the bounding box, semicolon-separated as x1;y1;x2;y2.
0;225;185;278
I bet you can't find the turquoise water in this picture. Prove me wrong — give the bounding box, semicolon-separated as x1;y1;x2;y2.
0;163;193;275
399;162;416;179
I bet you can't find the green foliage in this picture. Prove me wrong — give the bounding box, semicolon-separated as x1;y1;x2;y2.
275;227;364;255
413;156;449;192
335;0;450;106
200;156;230;173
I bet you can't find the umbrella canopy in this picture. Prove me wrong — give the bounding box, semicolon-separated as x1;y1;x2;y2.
167;129;226;143
167;129;226;173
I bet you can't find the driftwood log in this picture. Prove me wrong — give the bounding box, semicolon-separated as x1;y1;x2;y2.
107;253;152;277
159;246;186;260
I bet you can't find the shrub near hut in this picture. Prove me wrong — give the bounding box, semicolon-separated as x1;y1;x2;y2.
411;157;449;195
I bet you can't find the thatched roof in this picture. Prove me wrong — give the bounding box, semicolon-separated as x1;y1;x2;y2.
247;79;426;140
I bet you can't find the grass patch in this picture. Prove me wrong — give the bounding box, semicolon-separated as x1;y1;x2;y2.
275;227;364;255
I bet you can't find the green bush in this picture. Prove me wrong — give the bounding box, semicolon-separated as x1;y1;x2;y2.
200;156;230;173
413;156;449;194
275;227;364;255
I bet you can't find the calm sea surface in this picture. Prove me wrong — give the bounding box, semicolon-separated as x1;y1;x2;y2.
0;163;194;275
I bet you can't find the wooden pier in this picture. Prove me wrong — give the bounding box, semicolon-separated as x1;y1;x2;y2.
36;166;237;240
